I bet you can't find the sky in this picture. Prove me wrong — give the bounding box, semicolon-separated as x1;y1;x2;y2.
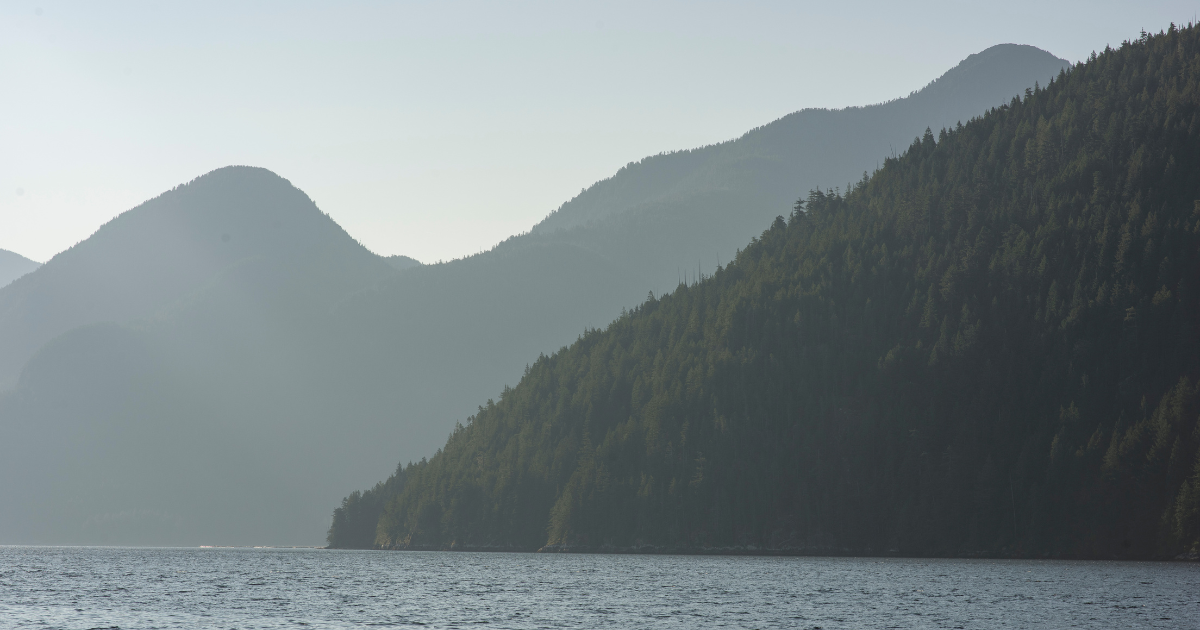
1;1;1196;264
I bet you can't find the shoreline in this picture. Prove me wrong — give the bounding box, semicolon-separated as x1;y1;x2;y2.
327;543;1200;562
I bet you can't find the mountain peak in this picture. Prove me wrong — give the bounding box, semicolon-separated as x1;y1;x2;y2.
961;43;1063;69
104;165;316;237
906;44;1067;109
174;165;297;204
0;166;384;390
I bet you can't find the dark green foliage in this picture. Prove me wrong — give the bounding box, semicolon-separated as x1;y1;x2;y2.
327;466;408;549
331;25;1200;558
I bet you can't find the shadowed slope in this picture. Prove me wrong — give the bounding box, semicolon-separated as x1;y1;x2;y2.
332;27;1200;558
325;42;1072;466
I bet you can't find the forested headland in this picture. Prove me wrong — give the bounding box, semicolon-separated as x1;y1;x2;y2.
334;24;1200;559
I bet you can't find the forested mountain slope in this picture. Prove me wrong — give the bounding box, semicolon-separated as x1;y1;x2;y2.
0;249;39;289
330;25;1200;559
0;46;1067;546
312;42;1068;486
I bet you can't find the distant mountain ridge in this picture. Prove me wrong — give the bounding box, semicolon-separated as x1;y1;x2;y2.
534;44;1066;238
0;249;39;289
512;44;1067;307
0;44;1068;546
385;254;423;271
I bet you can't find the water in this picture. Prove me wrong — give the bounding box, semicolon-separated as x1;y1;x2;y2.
0;547;1196;629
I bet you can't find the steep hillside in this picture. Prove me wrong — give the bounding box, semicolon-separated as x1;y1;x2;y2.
331;25;1200;559
0;249;39;289
0;45;1066;546
318;42;1069;472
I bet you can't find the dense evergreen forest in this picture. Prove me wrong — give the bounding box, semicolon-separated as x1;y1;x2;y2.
345;24;1200;558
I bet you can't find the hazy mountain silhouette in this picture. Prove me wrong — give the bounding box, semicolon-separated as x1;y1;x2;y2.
0;249;39;289
0;167;396;544
0;45;1066;546
0;168;392;391
385;254;423;271
531;44;1068;295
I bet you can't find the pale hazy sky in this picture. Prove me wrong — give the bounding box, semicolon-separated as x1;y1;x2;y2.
2;1;1195;264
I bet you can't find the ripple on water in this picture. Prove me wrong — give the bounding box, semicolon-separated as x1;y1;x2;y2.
0;548;1197;629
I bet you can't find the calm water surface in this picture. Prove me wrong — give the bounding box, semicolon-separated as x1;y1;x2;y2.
0;547;1196;629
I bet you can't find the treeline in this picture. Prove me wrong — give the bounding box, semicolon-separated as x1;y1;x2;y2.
329;24;1200;559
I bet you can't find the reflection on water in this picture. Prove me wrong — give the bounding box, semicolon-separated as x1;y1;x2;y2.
0;546;1197;629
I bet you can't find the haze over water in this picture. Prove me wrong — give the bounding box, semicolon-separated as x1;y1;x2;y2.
1;547;1196;629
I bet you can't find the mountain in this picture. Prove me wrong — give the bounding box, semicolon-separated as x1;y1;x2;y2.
0;167;396;544
312;41;1068;485
528;44;1068;294
0;45;1067;546
329;25;1200;559
0;249;39;289
0;167;392;390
